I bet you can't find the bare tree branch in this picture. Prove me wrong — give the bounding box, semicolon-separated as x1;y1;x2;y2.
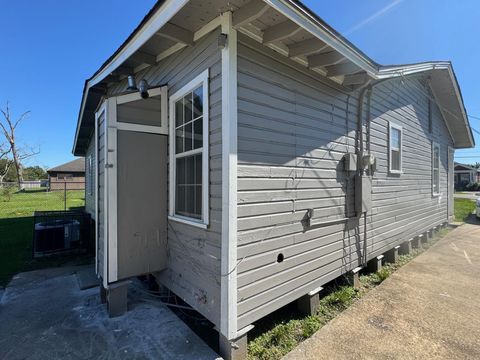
0;101;38;189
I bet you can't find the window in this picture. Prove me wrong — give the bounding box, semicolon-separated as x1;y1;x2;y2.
432;142;440;195
389;123;402;173
57;173;73;181
169;70;209;227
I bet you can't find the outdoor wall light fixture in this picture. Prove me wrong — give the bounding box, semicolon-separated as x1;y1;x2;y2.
127;75;137;91
218;33;227;49
138;79;150;99
126;75;150;99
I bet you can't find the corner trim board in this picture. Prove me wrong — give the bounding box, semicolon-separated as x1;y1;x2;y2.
106;98;118;283
220;11;238;340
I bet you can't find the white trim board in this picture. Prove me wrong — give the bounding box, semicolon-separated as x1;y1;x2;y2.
106;99;118;283
94;103;104;279
388;122;403;174
220;11;238;341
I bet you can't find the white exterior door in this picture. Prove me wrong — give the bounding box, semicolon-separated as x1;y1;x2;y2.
96;87;169;285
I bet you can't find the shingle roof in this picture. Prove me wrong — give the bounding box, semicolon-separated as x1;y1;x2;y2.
47;158;85;173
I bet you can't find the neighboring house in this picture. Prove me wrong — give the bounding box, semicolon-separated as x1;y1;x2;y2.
47;158;85;191
454;162;480;188
71;1;474;358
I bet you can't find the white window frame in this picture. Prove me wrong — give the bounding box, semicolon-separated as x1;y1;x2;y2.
432;142;440;196
168;69;209;228
388;122;403;174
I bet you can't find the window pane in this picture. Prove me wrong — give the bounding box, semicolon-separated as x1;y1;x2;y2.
391;128;400;149
391;150;400;171
195;185;202;217
193;118;203;149
175;99;184;127
186;156;194;185
184;93;193;123
434;147;440;168
185;122;193;152
186;185;196;218
195;154;202;185
176;158;186;215
176;127;184;154
176;155;201;219
193;86;203;118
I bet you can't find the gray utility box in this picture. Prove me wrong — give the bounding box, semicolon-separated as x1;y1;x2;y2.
343;153;357;172
355;175;372;214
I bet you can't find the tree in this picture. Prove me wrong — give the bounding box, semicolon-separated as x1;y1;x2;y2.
0;143;12;183
23;165;47;180
0;159;16;182
0;102;39;189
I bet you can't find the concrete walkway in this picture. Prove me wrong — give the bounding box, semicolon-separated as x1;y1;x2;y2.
454;192;479;200
0;265;219;360
285;220;480;360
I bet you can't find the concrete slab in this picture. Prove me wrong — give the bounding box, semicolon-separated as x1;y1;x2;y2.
0;267;219;360
284;221;480;360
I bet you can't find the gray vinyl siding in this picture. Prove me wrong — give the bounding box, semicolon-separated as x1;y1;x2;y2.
85;137;95;219
107;30;222;327
235;39;453;329
368;78;453;256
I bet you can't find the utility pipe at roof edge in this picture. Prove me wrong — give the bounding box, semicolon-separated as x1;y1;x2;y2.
355;76;397;267
356;76;402;174
355;73;426;266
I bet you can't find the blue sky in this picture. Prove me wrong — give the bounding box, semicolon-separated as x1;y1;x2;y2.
0;0;478;168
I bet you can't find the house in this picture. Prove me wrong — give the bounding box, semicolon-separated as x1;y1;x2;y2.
71;1;474;359
454;162;480;189
47;158;85;191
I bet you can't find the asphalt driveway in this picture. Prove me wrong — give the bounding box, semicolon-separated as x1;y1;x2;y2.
285;219;480;360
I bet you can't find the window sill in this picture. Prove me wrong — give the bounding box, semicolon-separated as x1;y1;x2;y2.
388;170;403;175
168;215;208;229
432;193;441;198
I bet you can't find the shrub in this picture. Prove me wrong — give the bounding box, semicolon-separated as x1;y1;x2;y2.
1;186;16;202
465;182;480;191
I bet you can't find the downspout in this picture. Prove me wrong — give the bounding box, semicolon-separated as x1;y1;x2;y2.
356;82;372;267
356;82;372;169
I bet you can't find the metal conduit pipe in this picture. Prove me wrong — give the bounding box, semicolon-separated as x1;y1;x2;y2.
356;74;426;266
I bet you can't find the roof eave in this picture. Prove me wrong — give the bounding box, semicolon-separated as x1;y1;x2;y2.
72;0;188;155
73;0;474;154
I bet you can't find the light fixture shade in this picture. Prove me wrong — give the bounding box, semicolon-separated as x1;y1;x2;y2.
127;75;137;91
138;79;150;99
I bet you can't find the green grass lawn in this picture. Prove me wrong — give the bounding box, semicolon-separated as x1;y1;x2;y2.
454;198;476;222
0;188;86;287
0;188;85;218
